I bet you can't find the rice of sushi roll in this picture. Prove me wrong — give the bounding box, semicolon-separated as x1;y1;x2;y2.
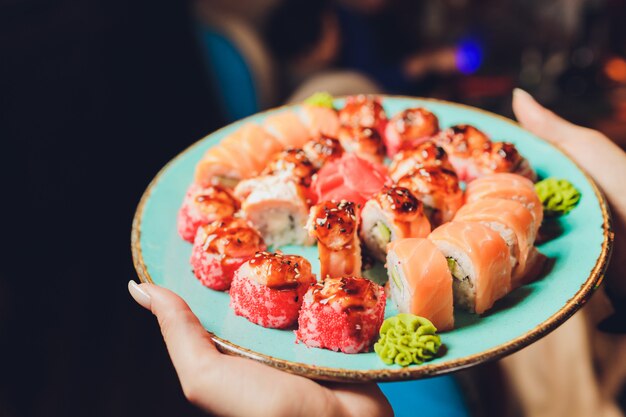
360;186;431;262
395;166;463;226
306;200;361;278
388;140;454;182
337;125;386;164
384;108;440;157
295;276;386;353
190;217;265;291
234;175;314;247
177;183;240;242
429;221;512;314
302;135;344;169
230;252;316;329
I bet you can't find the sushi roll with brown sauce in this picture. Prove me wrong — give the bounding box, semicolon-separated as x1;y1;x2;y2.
177;183;240;242
234;175;314;247
190;217;265;290
433;124;491;182
388;140;454;182
302;135;344;169
475;142;537;181
337;95;388;137
306;200;361;278
295;276;386;353
230;252;316;329
384;108;440;157
360;186;431;262
337;125;386;164
396;166;463;226
262;148;317;188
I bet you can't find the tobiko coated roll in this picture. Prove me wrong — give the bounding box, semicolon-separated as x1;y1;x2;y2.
295;276;386;354
230;252;316;329
190;217;265;290
177;183;240;242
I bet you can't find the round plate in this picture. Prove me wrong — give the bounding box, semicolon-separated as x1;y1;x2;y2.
131;96;612;382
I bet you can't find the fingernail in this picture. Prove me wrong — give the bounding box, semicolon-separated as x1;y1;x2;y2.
128;280;152;310
513;88;533;101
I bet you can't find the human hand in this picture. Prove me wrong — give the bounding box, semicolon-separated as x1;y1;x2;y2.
512;88;626;325
127;281;393;417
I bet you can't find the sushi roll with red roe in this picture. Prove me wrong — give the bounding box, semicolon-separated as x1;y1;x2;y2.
295;276;386;354
190;217;265;290
230;252;316;329
177;183;240;242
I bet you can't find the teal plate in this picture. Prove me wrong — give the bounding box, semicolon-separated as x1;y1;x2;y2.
131;96;612;382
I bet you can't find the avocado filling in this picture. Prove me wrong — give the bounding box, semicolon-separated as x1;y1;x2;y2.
446;257;469;282
371;221;391;250
215;175;240;189
390;264;402;291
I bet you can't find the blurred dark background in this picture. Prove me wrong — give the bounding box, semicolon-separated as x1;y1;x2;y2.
2;0;625;416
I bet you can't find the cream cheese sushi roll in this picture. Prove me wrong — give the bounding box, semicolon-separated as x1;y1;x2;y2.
234;175;314;247
360;186;431;262
429;222;512;314
395;166;463;226
386;238;454;331
306;200;361;278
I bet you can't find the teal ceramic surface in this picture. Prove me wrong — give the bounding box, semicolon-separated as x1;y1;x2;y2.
131;97;612;382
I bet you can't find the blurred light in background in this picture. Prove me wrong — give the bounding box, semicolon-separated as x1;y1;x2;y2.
455;38;483;75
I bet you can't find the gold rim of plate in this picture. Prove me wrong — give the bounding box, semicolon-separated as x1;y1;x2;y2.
130;95;614;383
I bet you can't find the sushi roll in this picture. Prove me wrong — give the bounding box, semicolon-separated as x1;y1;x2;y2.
388;140;454;182
262;148;317;187
395;166;463;226
190;217;265;291
384;108;440;157
433;124;491;182
465;173;543;233
429;222;512;314
263;111;312;149
302;135;344;169
300;104;341;138
386;238;454;331
337;95;388;137
454;198;537;285
230;252;316;329
337;126;386;164
177;183;240;242
475;142;537;181
295;276;386;353
306;200;361;278
360;186;431;262
234;175;314;247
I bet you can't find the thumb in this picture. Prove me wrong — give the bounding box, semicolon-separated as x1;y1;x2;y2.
127;281;220;385
512;88;587;146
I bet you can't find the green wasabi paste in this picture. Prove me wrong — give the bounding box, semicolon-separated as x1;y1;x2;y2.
374;314;442;367
303;92;335;109
535;178;581;216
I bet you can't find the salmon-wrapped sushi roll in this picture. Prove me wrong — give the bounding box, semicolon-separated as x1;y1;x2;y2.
306;200;361;278
191;217;265;290
177;183;240;242
433;125;491;182
302;135;344;169
262;148;317;188
337;126;386;164
337;95;388;137
386;238;454;331
384;108;439;157
300;104;340;138
475;142;536;181
360;186;431;262
234;175;314;247
396;166;463;226
194;144;243;189
465;173;543;233
454;198;536;285
263;111;312;149
295;276;386;353
388;140;454;182
230;252;316;329
429;222;512;314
